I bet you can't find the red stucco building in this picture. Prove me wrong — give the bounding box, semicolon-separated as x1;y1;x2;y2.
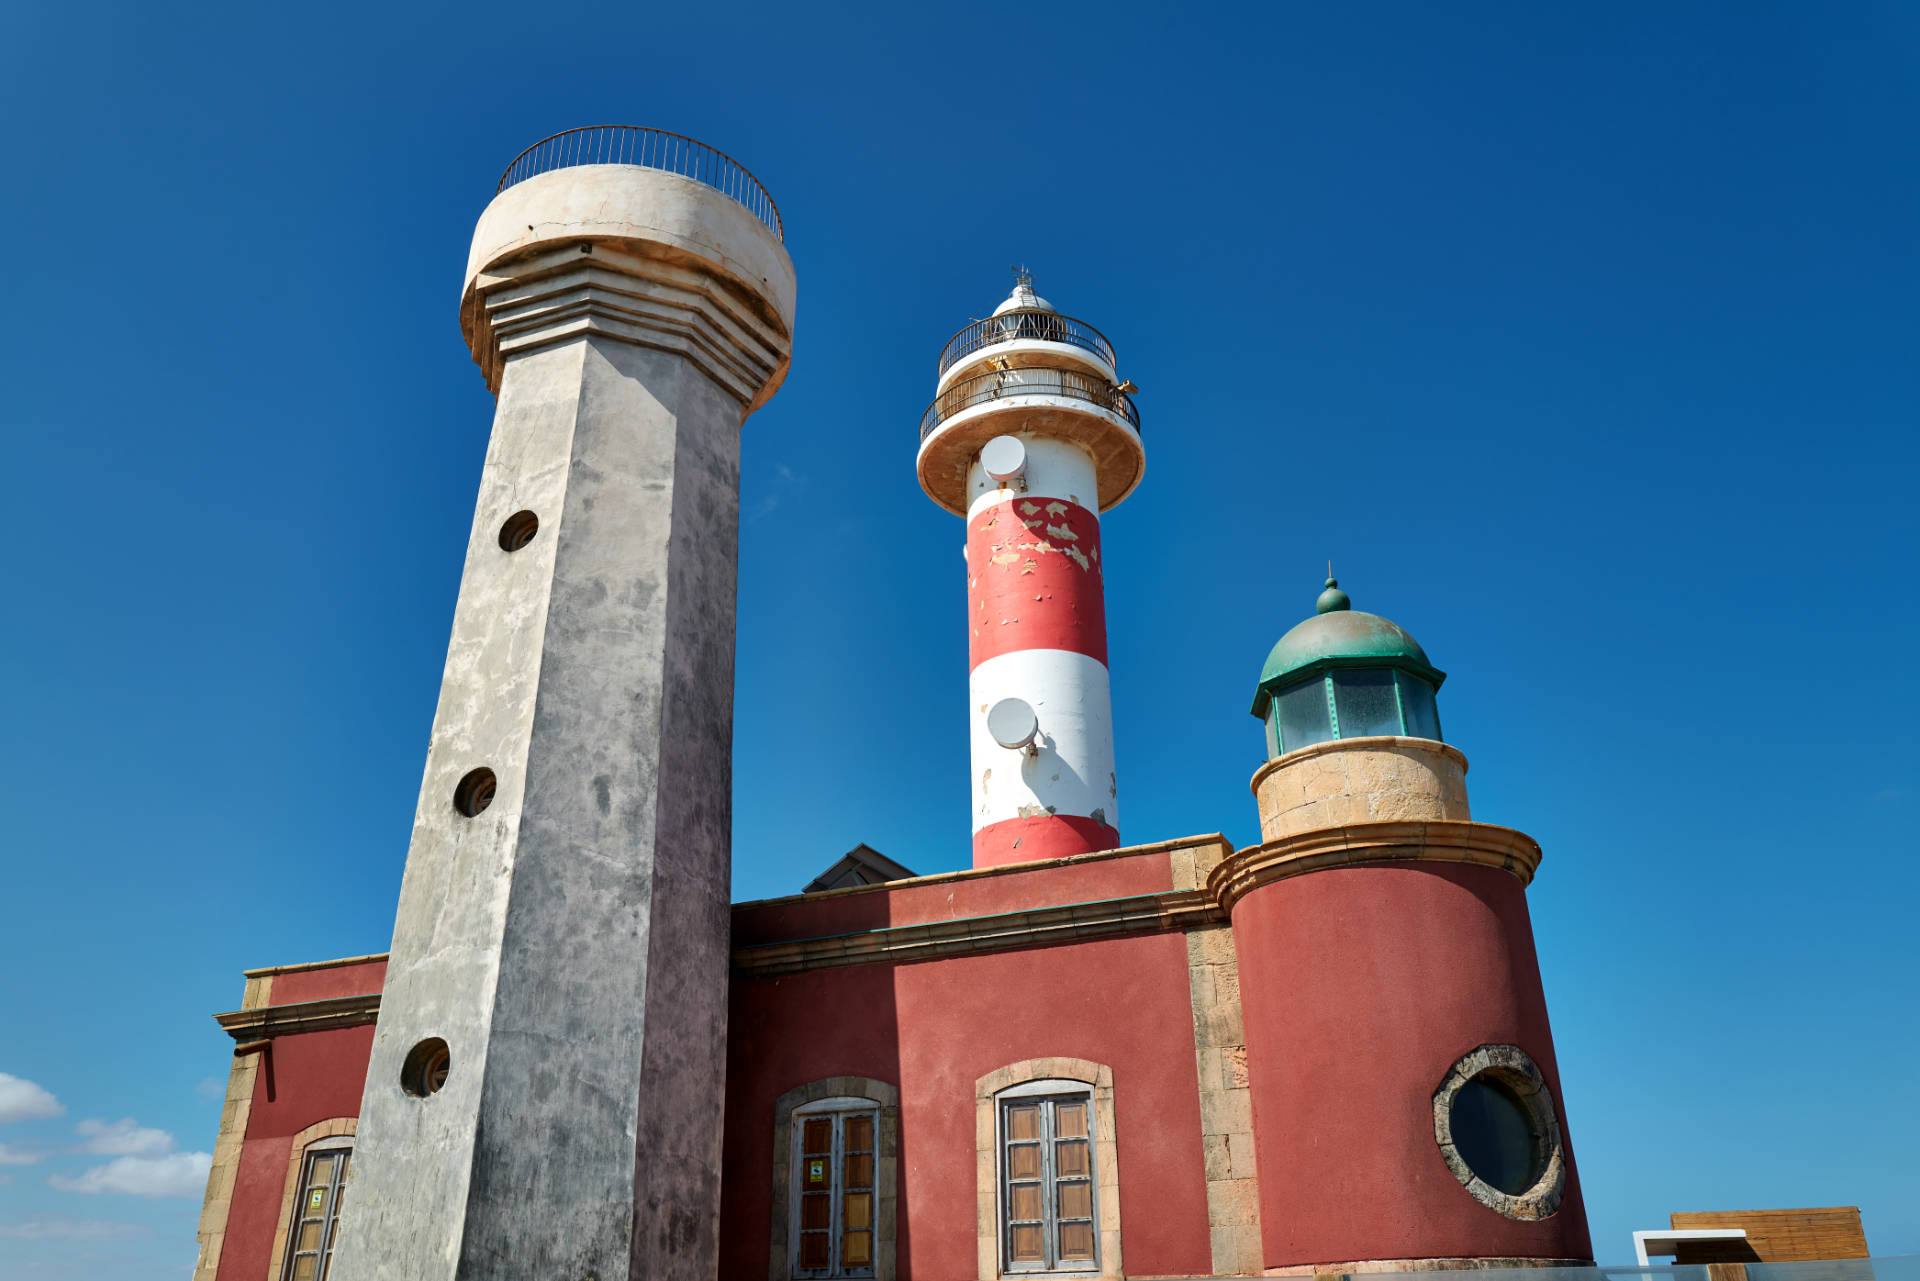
187;134;1591;1280
192;578;1592;1281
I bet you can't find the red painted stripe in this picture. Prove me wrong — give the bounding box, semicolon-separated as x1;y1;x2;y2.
967;497;1107;669
973;814;1121;869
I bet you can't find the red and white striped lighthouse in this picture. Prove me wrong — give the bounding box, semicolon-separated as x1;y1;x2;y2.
917;274;1146;868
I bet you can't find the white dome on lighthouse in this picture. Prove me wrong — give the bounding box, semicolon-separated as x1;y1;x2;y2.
991;277;1055;315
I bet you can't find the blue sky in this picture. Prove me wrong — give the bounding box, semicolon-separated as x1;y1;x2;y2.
2;2;1916;1276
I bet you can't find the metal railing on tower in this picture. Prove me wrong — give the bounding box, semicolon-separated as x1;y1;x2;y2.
937;310;1116;376
495;126;783;241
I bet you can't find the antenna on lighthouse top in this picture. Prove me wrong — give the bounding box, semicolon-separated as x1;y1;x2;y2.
1011;263;1032;288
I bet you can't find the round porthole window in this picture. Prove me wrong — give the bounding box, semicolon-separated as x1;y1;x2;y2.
453;767;497;817
401;1038;451;1097
497;510;539;552
1432;1045;1565;1220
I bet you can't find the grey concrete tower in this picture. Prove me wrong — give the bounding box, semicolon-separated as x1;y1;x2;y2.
328;129;794;1281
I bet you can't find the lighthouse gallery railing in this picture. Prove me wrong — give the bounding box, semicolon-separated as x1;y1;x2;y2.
937;310;1116;377
920;368;1141;441
495;126;783;242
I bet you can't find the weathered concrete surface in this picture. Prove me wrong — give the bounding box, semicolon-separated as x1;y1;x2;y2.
462;167;795;412
331;159;791;1281
465;165;796;335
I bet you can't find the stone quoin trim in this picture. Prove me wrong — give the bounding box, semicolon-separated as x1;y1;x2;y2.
1171;837;1265;1278
265;1117;357;1281
193;971;275;1281
1431;1045;1566;1222
1186;921;1263;1275
1164;839;1266;1276
769;1077;900;1281
975;1059;1122;1281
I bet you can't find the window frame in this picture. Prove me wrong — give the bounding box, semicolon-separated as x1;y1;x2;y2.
996;1079;1101;1276
789;1096;880;1280
279;1134;351;1281
975;1059;1120;1281
1432;1044;1567;1221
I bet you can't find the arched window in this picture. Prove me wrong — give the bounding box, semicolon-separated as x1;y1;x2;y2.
770;1077;899;1281
975;1060;1121;1280
791;1097;878;1277
269;1119;356;1281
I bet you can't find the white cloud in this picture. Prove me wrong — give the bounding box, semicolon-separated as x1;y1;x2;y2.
74;1119;174;1157
49;1152;211;1199
0;1142;42;1166
0;1217;139;1240
0;1074;63;1123
194;1077;225;1102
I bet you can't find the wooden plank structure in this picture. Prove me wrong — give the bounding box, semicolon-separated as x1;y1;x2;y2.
1669;1208;1869;1264
1669;1207;1871;1281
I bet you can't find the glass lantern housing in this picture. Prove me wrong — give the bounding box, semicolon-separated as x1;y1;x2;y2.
1262;667;1442;757
1251;589;1446;761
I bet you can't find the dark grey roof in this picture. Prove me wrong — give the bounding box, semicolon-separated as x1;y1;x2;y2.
802;844;918;894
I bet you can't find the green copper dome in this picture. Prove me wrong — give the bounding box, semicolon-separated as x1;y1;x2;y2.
1250;578;1445;720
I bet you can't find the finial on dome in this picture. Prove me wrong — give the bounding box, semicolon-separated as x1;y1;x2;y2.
1316;565;1351;615
992;267;1055;316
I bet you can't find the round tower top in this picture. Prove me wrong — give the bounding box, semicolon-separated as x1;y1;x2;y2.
461;127;795;408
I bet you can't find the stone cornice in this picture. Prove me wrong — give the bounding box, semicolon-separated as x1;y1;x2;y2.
736;833;1231;915
731;823;1542;977
213;994;381;1043
241;952;387;980
731;888;1220;979
463;242;793;409
1208;819;1541;912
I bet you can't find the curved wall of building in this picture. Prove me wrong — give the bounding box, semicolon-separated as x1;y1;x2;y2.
1231;861;1592;1270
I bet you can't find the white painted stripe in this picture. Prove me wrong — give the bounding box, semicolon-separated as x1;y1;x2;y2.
965;435;1100;521
968;648;1118;834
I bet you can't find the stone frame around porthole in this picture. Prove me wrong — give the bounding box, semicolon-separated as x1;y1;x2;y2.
1431;1045;1565;1221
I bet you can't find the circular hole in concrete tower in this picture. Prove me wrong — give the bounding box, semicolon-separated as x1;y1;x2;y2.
1449;1073;1545;1195
401;1038;451;1097
453;767;497;817
498;510;540;552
